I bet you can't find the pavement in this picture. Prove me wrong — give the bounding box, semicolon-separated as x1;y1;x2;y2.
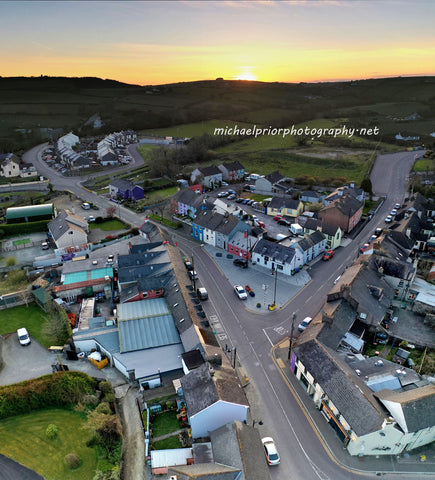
273;340;435;474
203;244;311;311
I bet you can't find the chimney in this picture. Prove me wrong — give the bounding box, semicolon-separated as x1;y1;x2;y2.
338;189;344;197
322;312;333;326
350;182;355;188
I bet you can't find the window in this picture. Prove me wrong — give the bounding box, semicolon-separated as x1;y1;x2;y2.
278;265;283;270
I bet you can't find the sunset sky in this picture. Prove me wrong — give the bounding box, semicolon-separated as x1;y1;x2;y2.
1;0;434;85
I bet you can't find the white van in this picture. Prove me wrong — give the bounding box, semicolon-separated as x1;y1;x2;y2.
298;317;312;332
17;327;31;346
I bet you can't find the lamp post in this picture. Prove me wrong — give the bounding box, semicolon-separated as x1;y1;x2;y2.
288;312;296;360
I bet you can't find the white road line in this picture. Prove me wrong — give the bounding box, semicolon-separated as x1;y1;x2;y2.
262;328;274;347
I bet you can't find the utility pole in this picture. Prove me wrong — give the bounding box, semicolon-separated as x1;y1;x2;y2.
288;312;296;360
191;254;196;292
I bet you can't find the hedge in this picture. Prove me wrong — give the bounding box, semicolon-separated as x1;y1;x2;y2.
0;219;49;237
0;371;98;419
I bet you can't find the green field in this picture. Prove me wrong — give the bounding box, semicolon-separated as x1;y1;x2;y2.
0;409;97;480
143;119;251;138
414;158;435;172
0;303;50;347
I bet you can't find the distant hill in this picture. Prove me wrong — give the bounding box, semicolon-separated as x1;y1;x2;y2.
1;75;434;152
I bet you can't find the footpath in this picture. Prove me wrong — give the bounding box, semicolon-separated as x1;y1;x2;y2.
273;339;435;475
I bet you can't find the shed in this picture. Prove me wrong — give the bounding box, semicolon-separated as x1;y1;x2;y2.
6;204;54;224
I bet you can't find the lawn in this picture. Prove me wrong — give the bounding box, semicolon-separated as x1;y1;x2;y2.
0;408;97;480
89;219;128;231
152;435;182;450
151;411;180;438
12;238;30;246
413;158;435;173
0;303;50;347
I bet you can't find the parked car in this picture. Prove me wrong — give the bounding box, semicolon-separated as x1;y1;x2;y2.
242;199;250;204
228;190;236;195
246;200;255;205
277;219;290;226
385;215;393;223
374;227;383;237
235;198;244;203
41;241;49;250
390;209;397;216
233;258;248;268
257;220;266;229
184;259;193;271
196;287;208;300
87;215;95;222
360;243;370;253
188;270;198;281
262;437;280;466
17;327;31;346
322;249;335;261
369;235;378;243
394;203;401;209
218;191;229;198
273;215;283;221
227;194;236;200
298;316;312;332
234;285;248;300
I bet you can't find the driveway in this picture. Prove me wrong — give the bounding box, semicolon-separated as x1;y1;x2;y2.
0;454;44;480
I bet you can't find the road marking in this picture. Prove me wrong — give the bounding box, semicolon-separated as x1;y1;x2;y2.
262;328;274;347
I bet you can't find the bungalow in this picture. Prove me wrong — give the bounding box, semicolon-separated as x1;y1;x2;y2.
180;362;248;439
192;211;250;249
109;178;144;201
267;196;304;218
218;161;245;181
190;165;223;189
318;195;363;233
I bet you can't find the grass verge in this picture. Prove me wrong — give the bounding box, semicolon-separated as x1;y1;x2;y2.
89;219;128;231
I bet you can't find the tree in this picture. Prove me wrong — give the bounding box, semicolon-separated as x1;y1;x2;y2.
6;256;17;267
42;301;71;345
106;206;116;218
361;177;373;196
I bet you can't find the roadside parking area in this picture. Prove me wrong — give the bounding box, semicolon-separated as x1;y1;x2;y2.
204;245;310;311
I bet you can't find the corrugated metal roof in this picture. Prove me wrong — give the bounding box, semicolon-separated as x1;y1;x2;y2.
6;204;54;219
151;448;193;469
117;297;169;321
63;267;113;285
119;314;180;352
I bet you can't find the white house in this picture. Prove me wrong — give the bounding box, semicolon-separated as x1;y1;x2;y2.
180;362;248;439
0;154;21;177
251;238;298;275
190;165;223;189
48;210;88;249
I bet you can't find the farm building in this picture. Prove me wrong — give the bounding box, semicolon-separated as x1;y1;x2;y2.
6;204;55;224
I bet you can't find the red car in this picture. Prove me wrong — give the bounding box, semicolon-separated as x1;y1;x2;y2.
360;243;370;253
322;249;335;261
273;215;283;221
257;221;266;228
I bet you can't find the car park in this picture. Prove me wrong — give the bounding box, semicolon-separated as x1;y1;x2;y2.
262;437;280;466
17;327;31;346
385;215;393;223
234;285;248;300
322;249;335;261
298;316;312;332
233;258;248;268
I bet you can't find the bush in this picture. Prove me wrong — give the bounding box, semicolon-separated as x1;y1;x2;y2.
6;256;17;267
96;402;112;415
104;393;115;404
0;220;49;236
64;452;81;469
46;423;58;439
95;216;104;224
98;381;113;394
82;394;99;406
0;371;97;420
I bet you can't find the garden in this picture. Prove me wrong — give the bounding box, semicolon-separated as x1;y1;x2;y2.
0;373;121;480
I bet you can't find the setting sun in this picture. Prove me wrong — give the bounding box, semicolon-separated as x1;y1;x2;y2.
234;67;258;81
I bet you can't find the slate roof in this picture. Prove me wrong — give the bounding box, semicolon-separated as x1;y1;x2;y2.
198;165;222;177
321;195;363;217
48;210;87;242
181;362;247;417
375;385;435;432
253;238;295;264
370;255;415;281
193;211;241;236
139;221;163;242
129;241;163;254
301;190;322;199
110;178;135;190
309;230;326;245
117;250;169;269
119;274;172;303
268;196;301;210
117;263;172;284
304;217;321;231
181;349;205;371
175;188;207;208
325;186;363;203
318;300;358;350
265;170;284;184
221;161;244;171
210;421;271;480
321;222;340;236
294;339;385;436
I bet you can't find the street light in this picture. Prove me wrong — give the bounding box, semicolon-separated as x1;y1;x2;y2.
288;312;296;360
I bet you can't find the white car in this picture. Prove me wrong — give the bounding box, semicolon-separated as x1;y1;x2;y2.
394;203;401;209
390;209;397;216
88;215;96;222
234;285;248;300
17;327;31;346
298;316;312;332
385;215;393;223
262;437;280;466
